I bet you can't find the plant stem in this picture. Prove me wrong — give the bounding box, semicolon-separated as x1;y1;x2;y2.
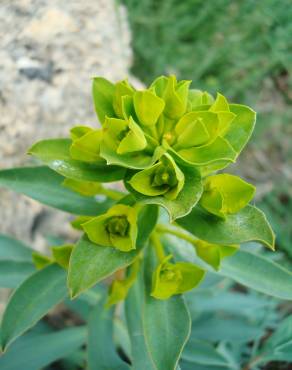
150;232;166;262
156;224;197;246
99;187;124;201
242;356;262;370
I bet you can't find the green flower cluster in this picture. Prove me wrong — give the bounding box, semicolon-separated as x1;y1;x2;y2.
29;75;274;303
66;75;257;220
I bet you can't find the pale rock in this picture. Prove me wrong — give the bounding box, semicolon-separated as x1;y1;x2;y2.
0;0;134;250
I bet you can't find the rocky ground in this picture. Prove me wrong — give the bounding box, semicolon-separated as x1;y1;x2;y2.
0;0;134;248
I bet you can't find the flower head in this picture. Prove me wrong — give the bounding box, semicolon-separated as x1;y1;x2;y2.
199;173;255;218
128;153;184;200
82;204;138;252
151;255;205;299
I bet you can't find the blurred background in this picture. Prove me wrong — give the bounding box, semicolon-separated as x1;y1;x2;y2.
0;0;292;368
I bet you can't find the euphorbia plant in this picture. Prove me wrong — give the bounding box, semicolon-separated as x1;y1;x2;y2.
0;75;281;369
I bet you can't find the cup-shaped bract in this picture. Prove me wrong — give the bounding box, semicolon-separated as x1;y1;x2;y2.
82;204;138;252
133;90;165;127
199;173;256;218
166;94;238;169
151;75;191;120
113;79;135;119
70;126;103;163
99;116;163;169
187;89;214;110
128;153;185;200
195;239;239;270
106;258;140;306
151;255;205;299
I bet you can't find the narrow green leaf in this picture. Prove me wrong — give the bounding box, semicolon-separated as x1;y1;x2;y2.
125;272;156;370
1;264;67;350
182;338;231;367
0;166;111;215
68;205;158;298
88;298;130;370
0;327;86;370
177;205;275;250
257;315;292;362
29;139;126;183
143;248;191;370
261;315;292;352
0;234;32;262
0;261;35;288
180;361;232;370
219;250;292;300
191;314;262;343
68;235;137;299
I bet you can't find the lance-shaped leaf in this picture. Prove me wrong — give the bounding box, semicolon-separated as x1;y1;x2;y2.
92;77;115;123
88;298;130;370
68;205;158;298
0;234;33;262
68;236;137;299
151;255;205;299
166;238;292;301
126;155;203;221
125;270;157;370
0;261;35;288
182;338;233;368
219;249;292;300
0;234;34;288
0;166;111;215
257;315;292;363
200;173;256;218
142;247;191;370
177;205;275;250
0;264;67;351
0;327;86;370
133;90;165;126
82;204;138;252
28;138;126;183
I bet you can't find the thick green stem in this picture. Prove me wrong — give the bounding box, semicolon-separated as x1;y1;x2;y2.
150;232;166;262
99;187;124;201
156;224;197;246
